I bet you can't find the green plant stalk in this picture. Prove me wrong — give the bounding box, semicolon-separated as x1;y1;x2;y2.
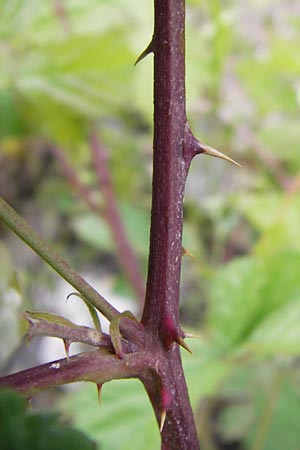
0;196;119;322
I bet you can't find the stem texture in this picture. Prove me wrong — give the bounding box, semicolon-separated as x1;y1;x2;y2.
141;1;199;448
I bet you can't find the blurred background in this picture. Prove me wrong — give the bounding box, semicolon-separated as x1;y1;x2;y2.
0;1;300;449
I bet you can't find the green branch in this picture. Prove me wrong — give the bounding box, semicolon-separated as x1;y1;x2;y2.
0;196;119;322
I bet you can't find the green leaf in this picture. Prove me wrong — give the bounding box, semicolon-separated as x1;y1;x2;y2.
218;363;300;450
0;389;96;450
234;193;300;253
0;0;135;145
251;379;300;450
209;257;264;348
258;119;300;168
238;56;298;115
246;298;300;355
60;379;159;450
119;202;149;256
72;202;149;256
209;251;300;350
72;213;113;252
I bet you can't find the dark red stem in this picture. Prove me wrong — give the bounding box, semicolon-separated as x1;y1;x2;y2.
49;145;98;213
89;130;145;308
141;1;199;448
0;350;148;398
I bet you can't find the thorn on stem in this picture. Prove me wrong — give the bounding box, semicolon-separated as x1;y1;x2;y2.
134;36;154;66
175;336;193;355
183;331;202;340
160;386;172;432
199;142;241;167
182;246;196;259
184;123;241;167
96;383;102;405
160;409;167;432
63;339;71;361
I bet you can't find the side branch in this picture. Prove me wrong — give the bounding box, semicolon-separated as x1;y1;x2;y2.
0;196;119;322
0;349;145;397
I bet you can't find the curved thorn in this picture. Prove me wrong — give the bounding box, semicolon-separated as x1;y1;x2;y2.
200;142;241;167
134;36;154;66
67;292;102;332
109;311;137;358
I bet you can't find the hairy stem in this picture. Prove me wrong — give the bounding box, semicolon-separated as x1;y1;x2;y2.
0;196;119;322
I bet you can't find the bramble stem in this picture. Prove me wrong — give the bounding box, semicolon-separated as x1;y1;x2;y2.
0;349;147;397
141;0;200;448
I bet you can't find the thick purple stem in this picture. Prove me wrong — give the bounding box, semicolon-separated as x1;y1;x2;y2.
141;1;199;449
142;1;188;336
0;2;202;447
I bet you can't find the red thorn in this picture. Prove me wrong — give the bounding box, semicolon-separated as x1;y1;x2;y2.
96;384;102;405
162;313;179;349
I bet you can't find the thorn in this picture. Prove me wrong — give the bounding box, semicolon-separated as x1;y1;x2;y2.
160;409;167;432
183;332;202;340
160;386;172;432
96;384;102;405
182;246;196;259
134;36;154;66
175;336;193;355
200;142;241;167
63;339;71;361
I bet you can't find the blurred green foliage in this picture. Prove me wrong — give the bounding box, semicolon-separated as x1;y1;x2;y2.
0;389;95;450
0;0;300;449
